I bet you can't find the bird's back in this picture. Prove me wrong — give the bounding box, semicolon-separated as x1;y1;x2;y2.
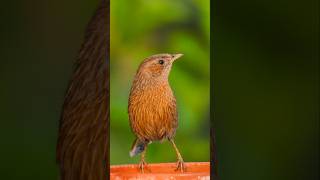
56;1;109;179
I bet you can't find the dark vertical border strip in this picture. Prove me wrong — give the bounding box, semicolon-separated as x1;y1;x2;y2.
105;0;110;178
210;0;219;179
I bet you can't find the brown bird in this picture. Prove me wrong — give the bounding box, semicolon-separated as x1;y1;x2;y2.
56;0;109;179
128;53;185;172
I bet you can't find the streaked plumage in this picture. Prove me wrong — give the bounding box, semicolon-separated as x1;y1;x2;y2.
56;0;109;179
128;53;185;172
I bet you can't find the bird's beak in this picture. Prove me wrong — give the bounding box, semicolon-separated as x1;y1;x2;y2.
171;53;183;62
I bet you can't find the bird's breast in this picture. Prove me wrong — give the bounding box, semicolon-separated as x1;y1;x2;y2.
128;84;178;141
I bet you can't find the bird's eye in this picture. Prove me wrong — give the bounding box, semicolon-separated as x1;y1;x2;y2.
158;59;164;65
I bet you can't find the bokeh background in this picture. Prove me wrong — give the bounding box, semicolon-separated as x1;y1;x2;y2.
0;0;99;179
110;0;210;165
0;0;318;180
213;0;319;180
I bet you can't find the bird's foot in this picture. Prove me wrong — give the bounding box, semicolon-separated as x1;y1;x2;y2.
175;158;186;172
138;159;149;173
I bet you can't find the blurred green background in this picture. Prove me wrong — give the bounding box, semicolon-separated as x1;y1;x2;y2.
213;0;319;180
0;0;99;179
0;0;318;180
110;0;210;165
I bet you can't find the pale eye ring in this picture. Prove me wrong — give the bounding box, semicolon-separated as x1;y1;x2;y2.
158;59;164;65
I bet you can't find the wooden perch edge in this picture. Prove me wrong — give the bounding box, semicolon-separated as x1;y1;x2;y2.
110;162;210;179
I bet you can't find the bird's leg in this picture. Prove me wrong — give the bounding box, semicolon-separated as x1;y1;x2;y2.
139;145;148;173
169;139;186;172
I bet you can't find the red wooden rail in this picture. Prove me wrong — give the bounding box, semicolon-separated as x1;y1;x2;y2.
110;162;210;179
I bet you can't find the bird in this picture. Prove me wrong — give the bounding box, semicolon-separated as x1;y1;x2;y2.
56;0;110;179
128;53;185;173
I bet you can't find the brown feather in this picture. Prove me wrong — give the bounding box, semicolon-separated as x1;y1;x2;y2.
128;54;182;143
56;0;109;179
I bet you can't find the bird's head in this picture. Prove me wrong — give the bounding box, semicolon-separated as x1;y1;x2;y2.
137;53;183;80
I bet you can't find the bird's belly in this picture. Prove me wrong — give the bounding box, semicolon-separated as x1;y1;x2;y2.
129;96;177;141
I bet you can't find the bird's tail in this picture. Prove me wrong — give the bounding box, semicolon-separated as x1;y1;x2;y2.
129;138;147;157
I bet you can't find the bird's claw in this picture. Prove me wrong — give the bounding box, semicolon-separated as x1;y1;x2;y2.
139;159;149;173
175;158;186;172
